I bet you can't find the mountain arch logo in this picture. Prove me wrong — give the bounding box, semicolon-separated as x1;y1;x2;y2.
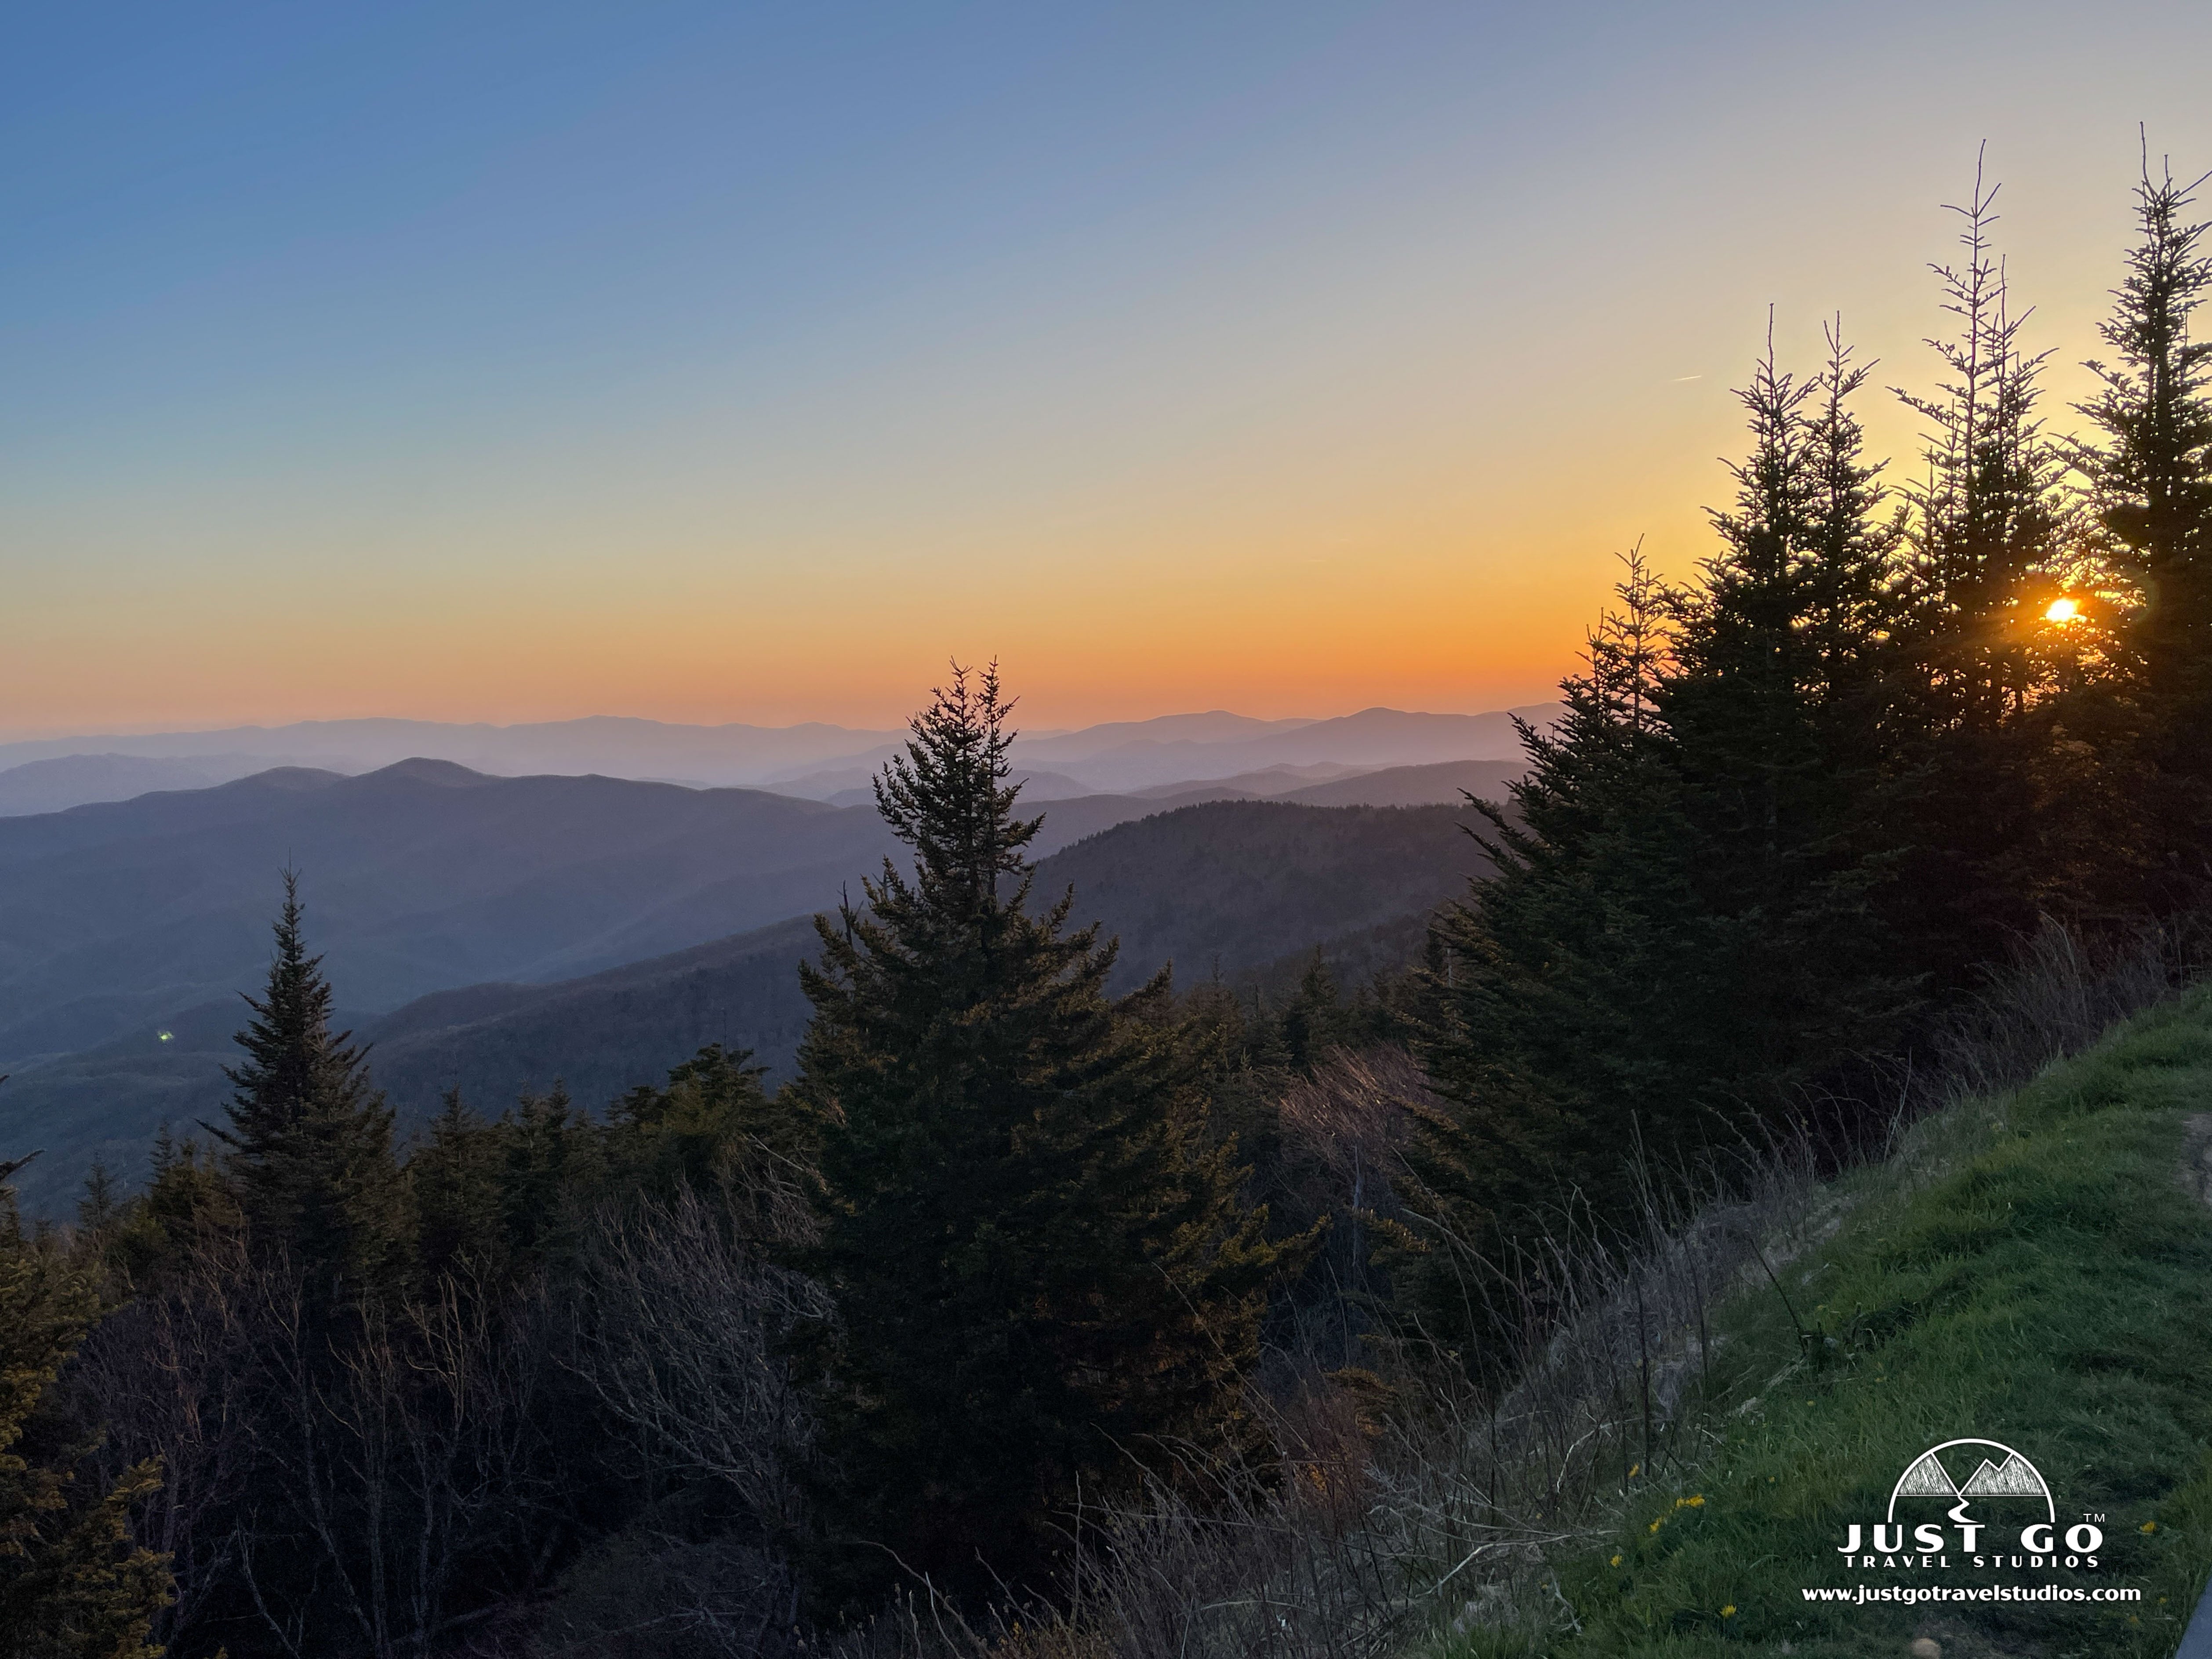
1889;1438;2055;1526
1835;1438;2103;1567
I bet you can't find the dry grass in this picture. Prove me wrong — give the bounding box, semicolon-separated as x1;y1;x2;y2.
815;915;2203;1659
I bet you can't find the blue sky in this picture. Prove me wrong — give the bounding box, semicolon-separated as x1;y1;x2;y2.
7;2;2211;735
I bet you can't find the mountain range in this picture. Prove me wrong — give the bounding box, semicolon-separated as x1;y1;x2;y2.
0;702;1550;1213
0;705;1557;813
0;795;1492;1216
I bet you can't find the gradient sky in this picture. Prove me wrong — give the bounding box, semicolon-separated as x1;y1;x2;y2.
7;1;2212;738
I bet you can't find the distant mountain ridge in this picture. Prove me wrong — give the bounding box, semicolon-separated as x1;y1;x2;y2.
0;753;297;817
0;798;1491;1216
0;762;894;1064
0;717;908;795
0;754;1524;1071
1008;705;1556;792
0;704;1562;813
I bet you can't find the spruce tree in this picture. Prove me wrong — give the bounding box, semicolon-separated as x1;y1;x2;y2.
792;664;1286;1611
409;1088;508;1282
1896;160;2070;731
2077;147;2212;904
1661;327;1910;1097
212;873;403;1303
606;1043;804;1204
1403;552;1715;1357
1278;951;1349;1073
1403;334;1910;1357
1886;159;2082;977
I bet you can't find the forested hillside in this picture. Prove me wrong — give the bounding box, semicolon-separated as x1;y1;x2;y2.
1049;799;1487;991
0;798;1485;1213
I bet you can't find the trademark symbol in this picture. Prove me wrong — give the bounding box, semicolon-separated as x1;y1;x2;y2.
2082;1512;2104;1523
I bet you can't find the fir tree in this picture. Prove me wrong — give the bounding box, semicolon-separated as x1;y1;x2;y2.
1804;322;1909;719
1895;156;2072;730
1885;157;2084;975
606;1044;802;1202
409;1087;508;1282
1661;326;1911;1096
792;664;1288;1611
112;1129;240;1286
1278;951;1349;1073
2077;145;2212;903
493;1084;604;1271
212;873;403;1303
1402;552;1716;1356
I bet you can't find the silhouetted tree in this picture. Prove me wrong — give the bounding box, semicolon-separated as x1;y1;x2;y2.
1884;157;2087;977
408;1088;507;1283
211;873;403;1304
2078;146;2212;905
1661;326;1912;1099
1402;551;1713;1357
791;664;1289;1611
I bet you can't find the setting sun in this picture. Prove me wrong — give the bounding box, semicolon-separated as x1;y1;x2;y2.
2045;596;2083;623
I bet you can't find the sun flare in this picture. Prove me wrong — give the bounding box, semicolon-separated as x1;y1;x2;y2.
2045;597;2082;623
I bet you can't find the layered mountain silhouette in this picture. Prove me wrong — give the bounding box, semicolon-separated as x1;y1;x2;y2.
0;753;290;817
0;775;1499;1214
0;705;1558;813
0;716;909;795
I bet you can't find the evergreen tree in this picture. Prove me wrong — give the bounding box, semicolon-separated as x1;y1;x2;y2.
1885;159;2083;976
493;1084;604;1272
211;873;403;1304
1895;159;2071;730
606;1044;803;1203
408;1088;508;1282
1402;552;1716;1356
2077;147;2212;904
1804;322;1910;722
1660;327;1911;1096
1403;338;1908;1356
792;664;1288;1611
0;1167;171;1659
1278;951;1350;1073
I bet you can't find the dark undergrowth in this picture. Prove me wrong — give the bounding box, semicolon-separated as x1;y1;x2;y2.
805;921;2212;1659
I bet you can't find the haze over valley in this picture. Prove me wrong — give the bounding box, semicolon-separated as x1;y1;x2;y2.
0;702;1539;1211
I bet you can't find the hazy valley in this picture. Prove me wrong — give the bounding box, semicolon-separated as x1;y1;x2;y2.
0;708;1533;1213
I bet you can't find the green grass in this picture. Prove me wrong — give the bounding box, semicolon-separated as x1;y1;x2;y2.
1438;985;2212;1659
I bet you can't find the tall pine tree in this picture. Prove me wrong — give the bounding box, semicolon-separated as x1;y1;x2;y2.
1403;330;1909;1358
1661;324;1910;1101
2078;147;2212;906
1885;158;2083;977
212;873;403;1305
791;664;1287;1611
1402;552;1714;1358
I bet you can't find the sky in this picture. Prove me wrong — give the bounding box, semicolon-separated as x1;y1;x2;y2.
7;1;2212;739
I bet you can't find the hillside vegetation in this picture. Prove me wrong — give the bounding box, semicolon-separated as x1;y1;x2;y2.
1430;984;2212;1659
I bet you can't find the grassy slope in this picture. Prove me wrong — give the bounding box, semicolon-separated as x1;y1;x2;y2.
1444;986;2212;1659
